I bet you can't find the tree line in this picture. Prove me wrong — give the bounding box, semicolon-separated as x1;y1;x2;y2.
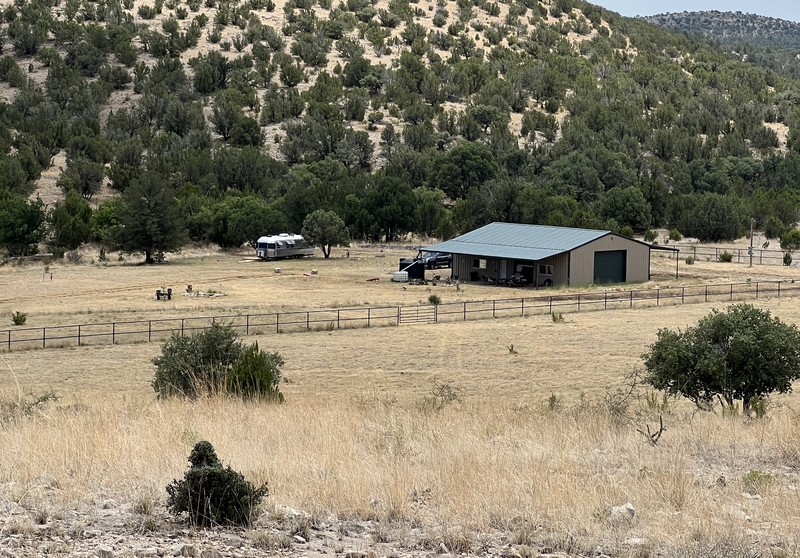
3;0;800;260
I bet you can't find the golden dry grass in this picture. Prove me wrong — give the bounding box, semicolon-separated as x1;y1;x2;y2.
4;249;800;555
3;392;800;556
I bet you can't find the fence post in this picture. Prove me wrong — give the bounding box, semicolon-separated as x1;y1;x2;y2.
307;312;310;330
521;298;524;317
276;313;280;333
78;325;81;347
657;289;659;306
778;282;781;297
434;305;438;323
681;287;685;304
492;300;496;318
7;330;10;351
148;321;152;342
337;310;340;329
705;286;708;302
181;318;185;336
604;291;607;310
549;296;552;314
43;327;46;349
577;294;581;311
368;308;371;327
629;290;633;308
397;307;400;325
756;282;759;298
246;315;250;335
112;323;115;345
730;284;733;300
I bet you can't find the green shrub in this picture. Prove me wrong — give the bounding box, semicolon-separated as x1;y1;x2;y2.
11;311;27;325
619;225;633;237
784;251;793;266
685;256;694;265
764;216;786;240
551;311;563;323
780;229;800;250
643;229;657;242
226;342;284;402
152;324;285;401
718;251;733;262
669;229;682;242
742;470;773;494
428;294;441;305
166;441;268;527
152;324;241;398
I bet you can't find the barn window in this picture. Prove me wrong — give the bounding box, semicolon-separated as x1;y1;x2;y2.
539;264;553;275
473;258;486;269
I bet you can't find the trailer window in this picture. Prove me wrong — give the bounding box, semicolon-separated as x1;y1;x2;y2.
473;258;486;269
539;264;553;275
267;243;276;249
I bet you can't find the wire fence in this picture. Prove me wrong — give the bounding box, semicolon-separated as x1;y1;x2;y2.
2;280;799;352
667;244;791;266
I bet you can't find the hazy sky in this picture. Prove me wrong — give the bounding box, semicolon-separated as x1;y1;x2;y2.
596;1;800;23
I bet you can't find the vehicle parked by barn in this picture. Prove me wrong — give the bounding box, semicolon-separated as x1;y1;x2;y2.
256;234;315;260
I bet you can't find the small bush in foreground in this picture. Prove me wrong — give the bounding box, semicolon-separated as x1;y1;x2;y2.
784;251;793;266
684;256;694;265
11;311;27;325
152;324;284;400
718;250;733;262
166;441;268;527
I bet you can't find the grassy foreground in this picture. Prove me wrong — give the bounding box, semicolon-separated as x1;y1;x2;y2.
2;390;800;556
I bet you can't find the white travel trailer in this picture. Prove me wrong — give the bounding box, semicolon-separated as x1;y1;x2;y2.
255;233;315;260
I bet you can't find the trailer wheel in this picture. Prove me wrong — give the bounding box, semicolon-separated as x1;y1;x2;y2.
543;279;553;287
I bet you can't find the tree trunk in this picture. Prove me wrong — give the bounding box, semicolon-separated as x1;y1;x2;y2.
323;245;331;258
145;250;154;264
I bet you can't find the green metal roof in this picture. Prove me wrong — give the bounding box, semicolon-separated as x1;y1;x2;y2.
423;222;612;261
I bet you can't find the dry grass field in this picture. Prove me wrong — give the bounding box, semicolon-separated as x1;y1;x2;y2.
4;247;800;556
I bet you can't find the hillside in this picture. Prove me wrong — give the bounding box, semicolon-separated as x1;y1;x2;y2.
643;11;800;80
2;0;800;260
642;11;800;49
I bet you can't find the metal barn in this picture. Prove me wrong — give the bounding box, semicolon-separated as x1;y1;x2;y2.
423;223;673;287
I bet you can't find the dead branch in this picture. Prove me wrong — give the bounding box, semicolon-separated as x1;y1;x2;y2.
636;415;665;446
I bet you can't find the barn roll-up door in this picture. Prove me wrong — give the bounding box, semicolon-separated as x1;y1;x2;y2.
593;250;626;284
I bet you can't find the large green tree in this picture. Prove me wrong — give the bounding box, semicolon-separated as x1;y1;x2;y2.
50;188;93;249
112;172;186;263
301;209;349;258
430;141;499;200
643;304;800;412
0;192;46;256
361;172;416;241
599;187;652;233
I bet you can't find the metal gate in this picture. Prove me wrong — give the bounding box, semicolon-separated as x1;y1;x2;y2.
399;305;437;324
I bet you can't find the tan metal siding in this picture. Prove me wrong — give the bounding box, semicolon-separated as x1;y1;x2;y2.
538;252;569;286
569;235;650;286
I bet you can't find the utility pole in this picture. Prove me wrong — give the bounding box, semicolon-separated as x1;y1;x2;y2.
749;218;755;268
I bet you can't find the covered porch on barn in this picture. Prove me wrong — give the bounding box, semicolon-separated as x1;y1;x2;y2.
451;252;569;287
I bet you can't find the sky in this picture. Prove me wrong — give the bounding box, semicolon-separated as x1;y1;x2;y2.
595;1;800;23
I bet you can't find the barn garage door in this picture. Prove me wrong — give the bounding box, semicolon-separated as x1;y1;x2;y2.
594;250;626;284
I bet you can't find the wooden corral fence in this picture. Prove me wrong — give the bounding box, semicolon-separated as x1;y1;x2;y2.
2;280;800;352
